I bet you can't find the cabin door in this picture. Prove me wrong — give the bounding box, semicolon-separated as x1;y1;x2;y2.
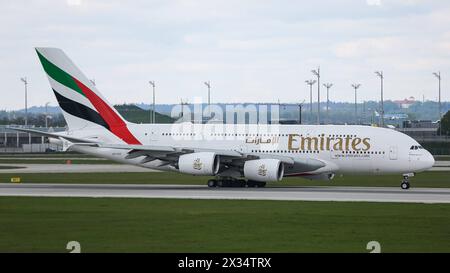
389;146;398;160
238;144;249;154
149;131;158;143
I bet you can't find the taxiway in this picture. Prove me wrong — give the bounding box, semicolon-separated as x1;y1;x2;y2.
0;183;449;204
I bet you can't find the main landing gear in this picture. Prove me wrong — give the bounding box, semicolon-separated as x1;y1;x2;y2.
207;179;266;188
401;173;414;190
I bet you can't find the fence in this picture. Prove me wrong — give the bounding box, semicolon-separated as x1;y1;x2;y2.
0;144;61;153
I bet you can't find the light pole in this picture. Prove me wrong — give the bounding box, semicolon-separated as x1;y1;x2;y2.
323;83;333;124
298;103;302;125
305;80;316;124
311;67;320;124
375;71;384;127
433;71;442;136
204;81;211;119
20;77;28;126
204;81;211;106
149;81;156;124
180;99;184;119
363;101;366;124
45;102;50;128
352;83;361;125
180;99;191;119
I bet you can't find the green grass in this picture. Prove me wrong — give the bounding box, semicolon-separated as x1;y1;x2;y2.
0;171;449;188
0;172;203;185
0;153;116;164
0;159;117;164
0;197;448;252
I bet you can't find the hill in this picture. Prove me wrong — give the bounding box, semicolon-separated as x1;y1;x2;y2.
114;104;175;124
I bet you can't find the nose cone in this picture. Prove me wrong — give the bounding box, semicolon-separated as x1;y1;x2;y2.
424;151;435;170
410;150;435;172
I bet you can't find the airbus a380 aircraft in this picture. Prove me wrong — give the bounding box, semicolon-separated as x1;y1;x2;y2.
14;48;435;189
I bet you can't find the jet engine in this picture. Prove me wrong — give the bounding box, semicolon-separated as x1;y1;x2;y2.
48;137;63;146
178;152;220;175
305;173;335;181
243;159;284;182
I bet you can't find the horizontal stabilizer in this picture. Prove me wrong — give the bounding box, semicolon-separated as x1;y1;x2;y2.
8;127;98;144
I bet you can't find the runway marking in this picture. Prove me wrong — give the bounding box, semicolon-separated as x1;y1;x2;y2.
0;183;449;204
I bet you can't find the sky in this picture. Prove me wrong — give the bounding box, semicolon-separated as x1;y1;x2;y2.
0;0;449;110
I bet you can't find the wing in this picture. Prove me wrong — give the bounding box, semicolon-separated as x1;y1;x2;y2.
99;144;244;167
95;144;334;175
8;127;98;143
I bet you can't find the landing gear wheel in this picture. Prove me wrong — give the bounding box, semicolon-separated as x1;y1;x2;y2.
238;179;246;187
401;181;410;190
213;179;248;188
256;182;267;188
207;179;217;188
401;175;411;190
246;180;266;188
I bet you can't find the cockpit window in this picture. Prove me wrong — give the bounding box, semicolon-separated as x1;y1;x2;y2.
410;145;421;150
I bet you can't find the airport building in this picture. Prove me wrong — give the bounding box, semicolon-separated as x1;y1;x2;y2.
0;125;63;153
397;120;440;139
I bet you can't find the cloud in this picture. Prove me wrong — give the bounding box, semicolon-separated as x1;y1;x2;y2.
0;0;450;110
366;0;382;6
217;37;305;50
334;37;402;58
66;0;82;6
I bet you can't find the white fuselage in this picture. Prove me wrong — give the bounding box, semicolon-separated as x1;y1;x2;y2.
68;123;435;178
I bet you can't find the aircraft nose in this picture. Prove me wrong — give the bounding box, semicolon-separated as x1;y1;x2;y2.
410;149;435;172
425;151;435;170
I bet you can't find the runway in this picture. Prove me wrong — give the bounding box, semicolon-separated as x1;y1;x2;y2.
1;183;449;204
0;164;159;173
429;161;450;171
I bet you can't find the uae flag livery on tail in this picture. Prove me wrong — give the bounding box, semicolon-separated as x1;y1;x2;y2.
35;47;141;145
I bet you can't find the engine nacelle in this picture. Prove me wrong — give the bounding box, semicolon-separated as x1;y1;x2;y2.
178;152;220;176
305;173;335;181
243;159;284;182
48;137;63;146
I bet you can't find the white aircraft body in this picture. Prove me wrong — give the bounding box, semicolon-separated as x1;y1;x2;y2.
16;48;435;189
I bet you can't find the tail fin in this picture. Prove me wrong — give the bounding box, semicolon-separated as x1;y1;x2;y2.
35;47;141;144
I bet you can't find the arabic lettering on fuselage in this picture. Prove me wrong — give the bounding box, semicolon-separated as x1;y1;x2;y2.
245;136;280;145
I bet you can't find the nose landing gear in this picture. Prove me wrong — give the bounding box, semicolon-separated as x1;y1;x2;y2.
401;173;414;190
401;179;410;190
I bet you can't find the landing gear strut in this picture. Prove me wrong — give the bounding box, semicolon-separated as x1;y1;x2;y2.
401;174;411;190
207;179;266;188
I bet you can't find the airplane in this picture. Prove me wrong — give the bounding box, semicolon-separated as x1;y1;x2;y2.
13;47;435;190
